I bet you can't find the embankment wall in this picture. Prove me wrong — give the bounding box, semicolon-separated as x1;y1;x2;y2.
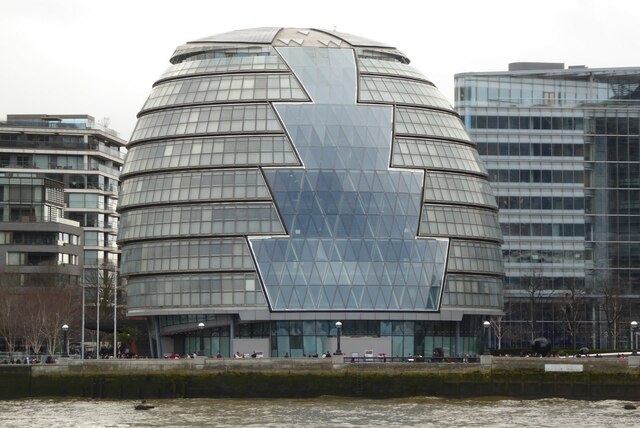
1;357;639;400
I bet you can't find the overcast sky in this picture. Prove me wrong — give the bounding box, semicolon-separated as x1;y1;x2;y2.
1;0;638;139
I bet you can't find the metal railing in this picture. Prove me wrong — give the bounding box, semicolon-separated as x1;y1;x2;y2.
0;139;125;159
346;355;481;363
0;120;120;138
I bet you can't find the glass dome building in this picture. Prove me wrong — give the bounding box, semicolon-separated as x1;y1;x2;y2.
118;28;503;358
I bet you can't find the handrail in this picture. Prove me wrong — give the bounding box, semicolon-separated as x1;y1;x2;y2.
0;139;126;159
0;120;120;138
345;355;481;363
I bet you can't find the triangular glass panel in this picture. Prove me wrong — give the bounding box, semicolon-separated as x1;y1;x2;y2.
337;285;351;308
352;285;365;306
291;287;304;308
280;285;294;306
338;264;351;285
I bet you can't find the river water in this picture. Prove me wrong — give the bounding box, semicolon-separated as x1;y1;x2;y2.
0;397;638;427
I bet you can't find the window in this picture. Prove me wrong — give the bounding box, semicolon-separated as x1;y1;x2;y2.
7;252;26;265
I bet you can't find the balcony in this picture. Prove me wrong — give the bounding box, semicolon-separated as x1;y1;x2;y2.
0;119;120;138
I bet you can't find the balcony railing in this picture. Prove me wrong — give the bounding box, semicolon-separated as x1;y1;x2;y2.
0;120;120;138
0;161;121;177
0;139;126;159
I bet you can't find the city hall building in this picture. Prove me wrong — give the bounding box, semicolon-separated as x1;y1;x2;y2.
118;28;503;358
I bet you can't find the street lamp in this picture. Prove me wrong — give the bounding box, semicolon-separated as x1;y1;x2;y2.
483;320;491;355
62;324;69;358
631;321;638;356
197;322;205;356
335;321;343;356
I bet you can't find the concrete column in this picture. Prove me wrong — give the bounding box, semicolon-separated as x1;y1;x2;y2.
229;315;235;357
154;316;162;358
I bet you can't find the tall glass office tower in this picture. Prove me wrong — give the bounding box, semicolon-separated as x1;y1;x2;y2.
456;63;640;348
119;28;503;358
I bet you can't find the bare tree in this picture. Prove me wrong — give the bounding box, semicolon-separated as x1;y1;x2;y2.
40;285;80;355
0;263;82;358
522;269;547;342
597;273;628;349
85;264;118;321
0;287;24;358
558;281;589;349
22;288;48;355
490;315;507;350
84;264;119;356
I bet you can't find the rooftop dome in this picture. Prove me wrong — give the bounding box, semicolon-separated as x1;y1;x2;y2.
170;27;409;64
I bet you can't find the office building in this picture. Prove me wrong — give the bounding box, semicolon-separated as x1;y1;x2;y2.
119;28;503;358
0;176;83;286
455;63;640;348
0;114;126;353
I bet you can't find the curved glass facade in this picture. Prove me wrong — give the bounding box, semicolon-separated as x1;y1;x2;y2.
119;28;503;358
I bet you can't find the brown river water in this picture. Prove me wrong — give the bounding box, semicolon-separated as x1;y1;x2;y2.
0;396;638;427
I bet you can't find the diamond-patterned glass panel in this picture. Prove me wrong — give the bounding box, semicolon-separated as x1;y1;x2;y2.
249;47;448;311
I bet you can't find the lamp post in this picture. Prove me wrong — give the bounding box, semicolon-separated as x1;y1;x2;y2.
335;321;343;355
198;322;205;356
631;321;638;356
81;283;85;359
483;320;490;355
62;324;69;358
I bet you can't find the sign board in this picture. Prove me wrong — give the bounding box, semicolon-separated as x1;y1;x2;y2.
544;364;583;372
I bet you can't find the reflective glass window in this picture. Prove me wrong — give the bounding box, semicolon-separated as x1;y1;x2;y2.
360;77;451;110
119;169;271;208
143;74;308;111
395;108;471;142
424;172;497;208
123;135;299;174
158;55;289;80
127;273;267;309
393;138;486;174
442;275;503;309
420;205;502;241
130;105;282;142
447;240;503;275
121;237;254;275
119;203;284;241
358;58;428;80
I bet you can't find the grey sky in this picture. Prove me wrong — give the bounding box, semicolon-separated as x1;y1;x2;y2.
1;0;638;139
